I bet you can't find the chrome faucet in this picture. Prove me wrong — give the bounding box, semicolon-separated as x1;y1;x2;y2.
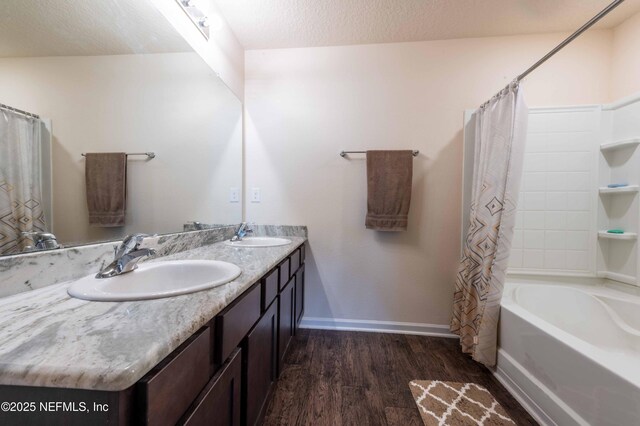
231;222;253;241
96;234;156;279
22;231;60;251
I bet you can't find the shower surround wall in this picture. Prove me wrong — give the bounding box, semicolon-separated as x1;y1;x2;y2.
509;106;600;275
597;96;640;285
505;94;640;284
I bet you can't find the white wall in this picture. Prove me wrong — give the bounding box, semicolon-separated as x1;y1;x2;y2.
150;0;244;100
0;52;242;245
611;11;640;101
244;30;613;328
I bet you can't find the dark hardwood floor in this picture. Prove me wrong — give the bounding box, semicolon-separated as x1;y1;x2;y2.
262;329;537;426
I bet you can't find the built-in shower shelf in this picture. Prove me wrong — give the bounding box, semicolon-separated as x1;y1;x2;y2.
597;231;638;240
597;271;637;285
599;185;640;194
600;138;640;152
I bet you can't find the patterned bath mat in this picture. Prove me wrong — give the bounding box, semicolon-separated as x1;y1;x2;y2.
409;380;515;425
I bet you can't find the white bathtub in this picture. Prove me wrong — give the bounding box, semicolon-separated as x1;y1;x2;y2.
497;280;640;426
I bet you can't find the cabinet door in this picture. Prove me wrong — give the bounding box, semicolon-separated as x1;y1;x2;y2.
295;264;305;330
179;348;242;426
244;301;278;426
278;277;295;376
138;327;211;426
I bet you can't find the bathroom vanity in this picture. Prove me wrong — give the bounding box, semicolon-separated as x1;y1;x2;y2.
0;233;306;426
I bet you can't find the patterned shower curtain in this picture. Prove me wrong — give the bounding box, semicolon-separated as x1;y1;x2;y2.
451;82;528;367
0;109;46;255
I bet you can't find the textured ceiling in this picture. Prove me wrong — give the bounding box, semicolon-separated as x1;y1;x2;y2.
0;0;191;57
214;0;640;49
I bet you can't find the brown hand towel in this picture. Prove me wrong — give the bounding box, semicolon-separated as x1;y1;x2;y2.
85;153;127;227
366;150;413;231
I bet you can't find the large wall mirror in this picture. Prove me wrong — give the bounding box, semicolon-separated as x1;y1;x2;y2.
0;0;242;256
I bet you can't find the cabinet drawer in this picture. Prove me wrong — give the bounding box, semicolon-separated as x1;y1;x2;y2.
290;248;301;275
215;284;261;364
138;327;210;426
278;258;290;291
262;267;278;312
179;348;242;426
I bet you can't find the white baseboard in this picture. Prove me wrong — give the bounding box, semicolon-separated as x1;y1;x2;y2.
298;317;457;338
493;349;586;426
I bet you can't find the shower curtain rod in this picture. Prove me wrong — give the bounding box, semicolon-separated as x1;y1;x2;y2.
0;102;40;119
482;0;625;107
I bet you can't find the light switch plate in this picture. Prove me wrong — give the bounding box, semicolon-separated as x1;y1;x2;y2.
251;187;261;203
229;187;239;203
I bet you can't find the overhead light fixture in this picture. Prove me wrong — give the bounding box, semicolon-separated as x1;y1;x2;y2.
176;0;210;40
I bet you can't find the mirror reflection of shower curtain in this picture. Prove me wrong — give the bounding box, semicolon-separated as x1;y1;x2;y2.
0;109;47;254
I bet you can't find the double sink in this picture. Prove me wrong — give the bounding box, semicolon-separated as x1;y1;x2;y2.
67;237;291;302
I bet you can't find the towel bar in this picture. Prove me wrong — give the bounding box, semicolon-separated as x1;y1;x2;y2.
340;150;419;158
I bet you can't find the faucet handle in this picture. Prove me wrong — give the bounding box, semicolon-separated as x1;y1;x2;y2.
115;233;150;258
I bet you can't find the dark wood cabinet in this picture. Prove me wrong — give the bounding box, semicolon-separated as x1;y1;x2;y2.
244;300;278;426
278;277;295;374
278;258;290;290
137;327;211;426
214;283;261;365
0;386;131;426
295;264;305;330
261;267;279;313
179;348;242;426
290;248;301;275
0;243;305;426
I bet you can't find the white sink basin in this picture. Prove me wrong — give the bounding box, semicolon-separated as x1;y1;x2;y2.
224;237;292;248
67;260;242;301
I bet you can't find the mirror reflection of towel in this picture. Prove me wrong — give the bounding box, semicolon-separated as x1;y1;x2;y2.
365;150;413;231
85;153;127;227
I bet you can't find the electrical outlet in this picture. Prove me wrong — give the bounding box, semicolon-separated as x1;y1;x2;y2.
251;187;261;203
229;187;239;203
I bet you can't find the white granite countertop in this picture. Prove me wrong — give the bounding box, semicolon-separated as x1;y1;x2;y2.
0;237;305;391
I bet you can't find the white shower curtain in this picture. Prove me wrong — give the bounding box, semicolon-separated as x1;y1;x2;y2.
0;109;46;254
451;82;528;367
